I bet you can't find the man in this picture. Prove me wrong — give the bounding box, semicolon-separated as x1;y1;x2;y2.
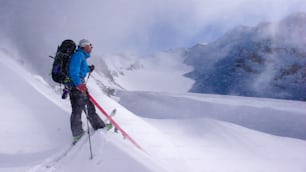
69;39;105;143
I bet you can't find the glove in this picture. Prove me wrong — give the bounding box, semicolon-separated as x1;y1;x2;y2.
76;84;87;93
89;65;95;72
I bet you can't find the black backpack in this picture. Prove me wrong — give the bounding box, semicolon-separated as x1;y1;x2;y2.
51;39;76;84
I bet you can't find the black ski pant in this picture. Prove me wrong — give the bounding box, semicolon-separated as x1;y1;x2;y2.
69;87;105;137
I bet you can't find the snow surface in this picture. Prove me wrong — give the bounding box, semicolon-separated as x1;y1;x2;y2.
0;53;165;172
117;91;306;172
96;50;195;93
1;51;306;172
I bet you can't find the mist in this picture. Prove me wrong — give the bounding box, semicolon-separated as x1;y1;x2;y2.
1;0;306;75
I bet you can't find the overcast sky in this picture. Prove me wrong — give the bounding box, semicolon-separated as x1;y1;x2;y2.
1;0;306;70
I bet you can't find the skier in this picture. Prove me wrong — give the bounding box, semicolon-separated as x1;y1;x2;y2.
69;39;105;143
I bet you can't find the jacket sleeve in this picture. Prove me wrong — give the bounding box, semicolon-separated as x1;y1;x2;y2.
69;52;83;86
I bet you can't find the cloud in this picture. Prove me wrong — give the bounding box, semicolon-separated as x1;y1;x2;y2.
0;0;306;74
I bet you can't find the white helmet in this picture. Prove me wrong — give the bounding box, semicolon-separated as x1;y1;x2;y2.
78;39;92;47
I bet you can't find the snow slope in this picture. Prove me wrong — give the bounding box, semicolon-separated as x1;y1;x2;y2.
1;51;306;172
0;52;166;172
0;55;69;171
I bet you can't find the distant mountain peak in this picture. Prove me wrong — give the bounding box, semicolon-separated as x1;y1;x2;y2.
184;13;306;100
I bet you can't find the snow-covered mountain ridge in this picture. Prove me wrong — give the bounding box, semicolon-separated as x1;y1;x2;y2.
184;12;306;100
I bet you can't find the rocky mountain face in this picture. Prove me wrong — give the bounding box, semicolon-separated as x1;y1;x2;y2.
184;13;306;100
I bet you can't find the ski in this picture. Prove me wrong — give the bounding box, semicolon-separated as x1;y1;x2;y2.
104;109;118;132
104;109;116;123
72;131;86;145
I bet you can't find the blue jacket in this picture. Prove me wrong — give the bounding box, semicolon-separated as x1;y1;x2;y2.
69;48;91;86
